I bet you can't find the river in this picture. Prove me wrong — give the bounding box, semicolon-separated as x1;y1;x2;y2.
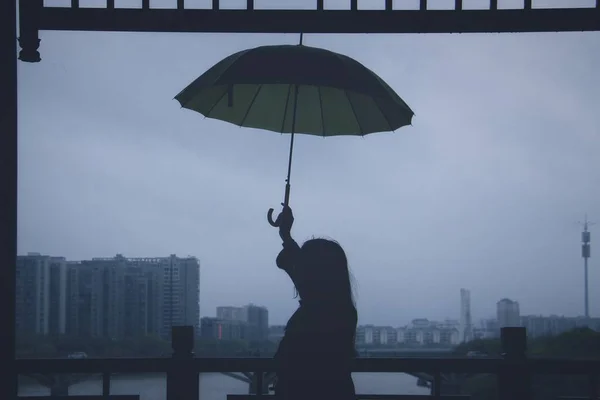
19;372;429;399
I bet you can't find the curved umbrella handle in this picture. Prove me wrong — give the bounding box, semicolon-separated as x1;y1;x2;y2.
268;182;291;228
267;208;279;227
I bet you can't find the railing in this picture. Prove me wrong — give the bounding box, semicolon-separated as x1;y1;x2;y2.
15;327;600;400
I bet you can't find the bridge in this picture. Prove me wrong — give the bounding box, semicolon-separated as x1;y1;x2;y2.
355;347;478;394
358;347;454;358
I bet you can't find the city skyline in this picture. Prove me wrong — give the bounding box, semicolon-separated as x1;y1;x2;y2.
16;252;200;340
16;251;594;330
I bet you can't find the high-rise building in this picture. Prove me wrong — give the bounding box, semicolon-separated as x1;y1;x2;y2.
51;253;199;340
244;304;269;342
460;288;473;343
16;253;67;336
162;255;201;339
497;298;520;329
65;261;93;337
81;256;127;340
217;306;246;322
216;304;269;341
200;317;246;341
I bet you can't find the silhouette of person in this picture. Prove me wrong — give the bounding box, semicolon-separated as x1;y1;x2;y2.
272;205;358;400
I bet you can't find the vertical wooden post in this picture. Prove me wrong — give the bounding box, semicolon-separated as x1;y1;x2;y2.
2;1;20;399
256;371;264;398
499;327;530;400
524;0;532;9
455;0;462;10
432;371;441;397
589;373;599;400
316;0;324;10
167;326;199;400
350;0;357;11
102;372;111;397
385;0;392;10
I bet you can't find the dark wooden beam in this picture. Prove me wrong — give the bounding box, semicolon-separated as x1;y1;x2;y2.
31;7;600;35
0;0;17;399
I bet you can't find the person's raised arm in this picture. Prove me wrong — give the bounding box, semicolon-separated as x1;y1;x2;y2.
274;205;300;275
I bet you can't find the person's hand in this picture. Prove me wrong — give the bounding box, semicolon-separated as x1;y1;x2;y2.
277;204;294;240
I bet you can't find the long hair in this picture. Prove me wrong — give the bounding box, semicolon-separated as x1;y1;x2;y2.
295;238;356;309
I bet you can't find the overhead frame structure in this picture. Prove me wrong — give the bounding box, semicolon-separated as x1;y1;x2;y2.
17;0;600;61
3;0;600;399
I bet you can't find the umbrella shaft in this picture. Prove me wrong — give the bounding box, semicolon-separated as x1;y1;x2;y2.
284;182;291;206
283;85;299;206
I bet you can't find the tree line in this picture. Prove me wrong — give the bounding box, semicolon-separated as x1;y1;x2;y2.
453;327;600;400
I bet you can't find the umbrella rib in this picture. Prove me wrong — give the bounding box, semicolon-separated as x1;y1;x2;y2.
176;48;251;108
373;96;395;132
280;84;293;133
204;87;229;119
239;84;264;127
344;90;365;136
317;86;326;137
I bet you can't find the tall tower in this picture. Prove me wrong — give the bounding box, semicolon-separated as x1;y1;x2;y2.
460;289;472;343
580;215;595;319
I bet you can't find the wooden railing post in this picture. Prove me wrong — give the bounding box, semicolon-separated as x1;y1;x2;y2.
167;326;199;400
499;327;531;400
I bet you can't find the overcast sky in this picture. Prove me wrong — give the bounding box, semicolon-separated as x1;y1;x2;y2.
17;0;600;326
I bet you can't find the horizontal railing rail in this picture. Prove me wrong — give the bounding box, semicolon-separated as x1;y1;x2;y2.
15;356;600;375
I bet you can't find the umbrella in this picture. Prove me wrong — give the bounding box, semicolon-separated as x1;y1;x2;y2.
175;35;414;227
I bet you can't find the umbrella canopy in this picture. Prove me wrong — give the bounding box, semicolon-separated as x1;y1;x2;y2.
175;44;414;136
176;42;414;227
